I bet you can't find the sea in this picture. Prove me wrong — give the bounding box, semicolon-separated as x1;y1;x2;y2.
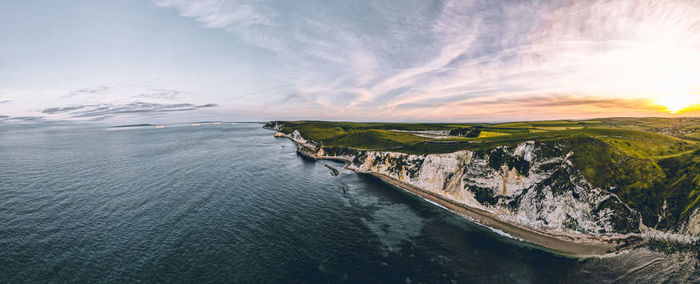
1;123;696;283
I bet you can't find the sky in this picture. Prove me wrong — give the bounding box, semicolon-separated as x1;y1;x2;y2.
0;0;699;124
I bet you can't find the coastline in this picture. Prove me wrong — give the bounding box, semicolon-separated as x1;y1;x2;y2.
366;172;639;257
273;130;643;257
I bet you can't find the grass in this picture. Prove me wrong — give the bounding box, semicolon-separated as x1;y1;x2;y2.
591;129;696;159
272;118;700;232
278;119;698;156
684;128;700;141
478;131;510;138
274;119;699;162
536;126;583;130
321;129;428;150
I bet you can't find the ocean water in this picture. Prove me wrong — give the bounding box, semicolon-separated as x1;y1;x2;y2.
0;123;692;283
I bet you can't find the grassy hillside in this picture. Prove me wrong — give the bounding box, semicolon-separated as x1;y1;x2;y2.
273;118;700;231
278;118;698;153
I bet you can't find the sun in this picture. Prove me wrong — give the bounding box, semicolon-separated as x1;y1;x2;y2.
655;95;697;114
654;69;699;114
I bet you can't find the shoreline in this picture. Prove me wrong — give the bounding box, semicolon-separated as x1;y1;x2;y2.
273;131;643;257
365;172;640;257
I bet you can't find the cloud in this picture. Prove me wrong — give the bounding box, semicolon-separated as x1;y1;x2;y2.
64;86;110;97
457;95;656;111
133;89;181;100
42;105;96;114
435;95;654;109
156;0;700;120
41;102;218;118
0;115;87;128
10;116;45;121
63;86;185;101
385;94;665;122
0;116;47;123
0;100;9;104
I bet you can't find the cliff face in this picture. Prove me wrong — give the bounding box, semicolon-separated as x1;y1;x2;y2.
681;208;700;236
275;129;321;151
273;124;698;239
325;141;639;236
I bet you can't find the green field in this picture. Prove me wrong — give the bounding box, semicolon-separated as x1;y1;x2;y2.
274;117;700;232
278;118;698;155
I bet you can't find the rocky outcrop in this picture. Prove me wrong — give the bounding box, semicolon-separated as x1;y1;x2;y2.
263;121;284;131
324;164;340;176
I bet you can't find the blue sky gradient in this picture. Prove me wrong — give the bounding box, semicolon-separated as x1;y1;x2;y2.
1;0;699;123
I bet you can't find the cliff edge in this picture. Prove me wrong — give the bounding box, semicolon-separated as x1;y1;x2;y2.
264;120;700;256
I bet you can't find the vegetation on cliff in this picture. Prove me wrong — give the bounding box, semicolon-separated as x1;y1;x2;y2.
269;118;700;234
448;127;482;137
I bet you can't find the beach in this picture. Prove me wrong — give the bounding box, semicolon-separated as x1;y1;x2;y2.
366;172;641;257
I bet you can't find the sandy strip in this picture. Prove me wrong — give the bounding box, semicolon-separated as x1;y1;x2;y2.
367;172;642;257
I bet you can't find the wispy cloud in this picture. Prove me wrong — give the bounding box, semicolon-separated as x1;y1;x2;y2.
41;102;217;119
156;0;700;120
28;83;222;121
0;116;46;124
10;116;45;121
63;86;110;97
42;105;97;114
4;1;697;122
133;89;181;100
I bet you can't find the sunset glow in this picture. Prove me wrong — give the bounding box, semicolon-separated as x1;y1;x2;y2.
656;95;698;114
654;69;700;114
0;0;699;123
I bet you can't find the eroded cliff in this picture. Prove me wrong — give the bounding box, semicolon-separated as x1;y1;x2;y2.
324;141;639;236
269;122;700;246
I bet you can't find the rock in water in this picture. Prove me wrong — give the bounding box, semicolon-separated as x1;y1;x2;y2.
325;164;339;176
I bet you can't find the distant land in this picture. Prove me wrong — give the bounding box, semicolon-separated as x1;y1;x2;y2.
265;117;700;257
110;121;231;128
111;124;155;128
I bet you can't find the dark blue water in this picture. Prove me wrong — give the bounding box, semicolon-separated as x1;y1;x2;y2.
1;123;664;283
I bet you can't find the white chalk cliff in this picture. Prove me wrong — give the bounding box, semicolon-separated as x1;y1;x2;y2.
265;122;699;242
326;141;637;236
